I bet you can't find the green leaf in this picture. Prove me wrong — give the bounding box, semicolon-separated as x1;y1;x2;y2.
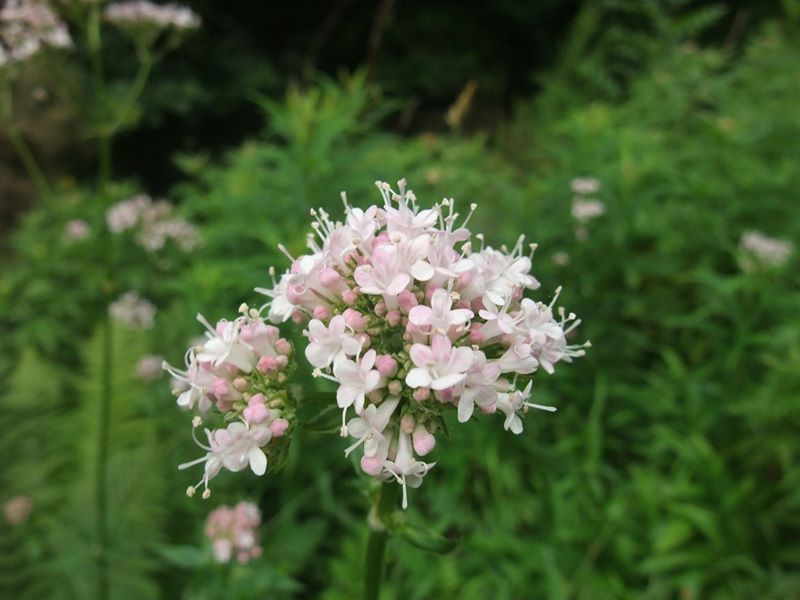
395;522;459;555
154;544;209;569
296;391;340;433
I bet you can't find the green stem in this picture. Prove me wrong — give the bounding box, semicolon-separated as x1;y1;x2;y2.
0;81;52;198
96;316;113;600
87;7;113;600
363;482;398;600
104;46;153;137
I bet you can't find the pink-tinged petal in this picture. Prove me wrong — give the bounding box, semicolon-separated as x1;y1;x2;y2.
364;371;382;393
305;342;331;368
408;305;433;326
341;336;362;356
409;343;434;367
329;315;347;335
405;368;432;388
430;288;450;315
337;386;358;408
353;266;375;290
449;308;474;325
361;349;377;371
430;335;452;360
450;347;475;372
346;418;370;438
431;373;465;390
307;319;327;338
410;260;435;281
509;415;523;435
457;395;474;422
386;273;411;296
248;447;268;475
453;258;474;273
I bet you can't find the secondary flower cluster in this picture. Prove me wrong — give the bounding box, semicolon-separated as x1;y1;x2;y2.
104;1;200;31
739;230;794;272
205;501;262;564
257;179;588;508
164;304;296;499
109;290;156;329
106;193;201;252
0;0;71;68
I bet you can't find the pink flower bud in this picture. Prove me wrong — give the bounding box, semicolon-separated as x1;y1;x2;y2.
269;418;289;437
233;377;248;392
257;356;278;373
216;398;233;412
386;310;401;327
243;403;268;424
471;297;484;312
480;403;497;414
275;338;292;355
400;414;415;434
291;310;306;324
412;425;436;456
355;332;371;348
388;380;403;395
371;233;390;250
276;355;289;368
435;387;454;403
375;354;398;377
343;308;366;332
367;389;383;403
320;267;341;288
457;271;472;287
312;305;331;320
342;289;358;305
248;393;265;405
361;455;383;476
398;290;418;314
211;378;231;398
413;388;431;401
374;302;387;316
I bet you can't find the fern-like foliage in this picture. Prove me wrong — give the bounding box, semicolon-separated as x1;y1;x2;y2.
0;326;168;599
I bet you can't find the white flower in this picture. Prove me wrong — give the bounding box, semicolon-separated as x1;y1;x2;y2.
496;381;556;434
109;291;156;329
354;244;411;298
405;335;474;390
570;177;600;195
739;230;794;270
571;198;605;222
304;315;361;368
331;349;382;416
496;336;538;374
104;1;201;30
380;431;435;510
344;396;400;457
196;315;256;373
179;422;272;496
408;288;473;335
456;351;503;422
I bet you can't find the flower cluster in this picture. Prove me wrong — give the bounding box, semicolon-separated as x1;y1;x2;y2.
135;353;164;381
104;1;200;31
163;304;296;498
106;193;201;252
739;230;794;272
109;290;156;329
204;501;262;564
257;179;588;508
0;0;71;68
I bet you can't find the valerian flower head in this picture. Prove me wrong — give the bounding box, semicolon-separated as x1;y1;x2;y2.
106;194;200;252
739;230;794;272
205;501;262;564
104;0;200;31
0;0;71;69
257;179;589;508
109;291;156;329
164;304;297;499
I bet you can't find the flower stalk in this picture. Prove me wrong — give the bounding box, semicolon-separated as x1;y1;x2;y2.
364;482;399;600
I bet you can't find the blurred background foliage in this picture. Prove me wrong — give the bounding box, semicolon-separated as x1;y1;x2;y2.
1;0;799;598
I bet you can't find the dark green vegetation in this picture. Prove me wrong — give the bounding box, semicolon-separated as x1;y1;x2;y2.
1;2;799;599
